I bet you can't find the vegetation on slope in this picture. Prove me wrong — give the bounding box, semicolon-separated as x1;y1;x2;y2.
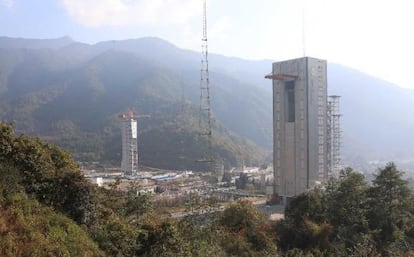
0;43;269;170
1;121;413;256
0;122;274;256
0;122;102;256
277;165;414;256
0;193;104;257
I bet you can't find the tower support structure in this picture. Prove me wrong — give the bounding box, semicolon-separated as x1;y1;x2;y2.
119;110;149;176
327;95;341;177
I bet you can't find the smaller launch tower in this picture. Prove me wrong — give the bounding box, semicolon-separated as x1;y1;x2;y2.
119;110;149;175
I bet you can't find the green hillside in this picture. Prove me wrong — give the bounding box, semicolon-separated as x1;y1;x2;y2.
0;38;269;169
3;36;414;171
1;122;413;256
0;124;277;256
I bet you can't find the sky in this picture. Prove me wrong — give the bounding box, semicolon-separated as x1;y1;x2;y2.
1;0;414;89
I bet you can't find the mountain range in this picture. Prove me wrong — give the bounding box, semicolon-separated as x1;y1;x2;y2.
1;36;413;172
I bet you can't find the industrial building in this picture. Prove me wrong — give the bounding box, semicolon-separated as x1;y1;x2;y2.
266;57;340;201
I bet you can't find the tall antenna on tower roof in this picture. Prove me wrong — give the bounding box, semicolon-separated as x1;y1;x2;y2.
302;4;306;57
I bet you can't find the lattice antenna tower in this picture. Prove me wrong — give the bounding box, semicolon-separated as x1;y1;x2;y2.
327;95;341;177
198;0;214;170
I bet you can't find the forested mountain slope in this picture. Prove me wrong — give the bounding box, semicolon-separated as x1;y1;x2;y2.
1;36;414;170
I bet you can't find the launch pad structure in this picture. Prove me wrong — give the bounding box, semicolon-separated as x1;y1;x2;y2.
118;110;150;176
327;95;341;177
266;57;341;200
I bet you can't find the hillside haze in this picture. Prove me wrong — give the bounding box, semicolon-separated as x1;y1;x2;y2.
0;36;271;170
1;36;414;171
328;64;414;170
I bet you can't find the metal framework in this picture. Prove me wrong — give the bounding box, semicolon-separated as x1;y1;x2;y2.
327;95;341;177
197;0;214;170
119;110;150;176
316;72;326;182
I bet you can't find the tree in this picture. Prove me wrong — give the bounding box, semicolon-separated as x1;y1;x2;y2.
91;206;138;257
0;162;23;199
284;190;326;225
136;214;192;257
222;171;232;184
178;219;226;257
0;122;96;226
219;200;277;256
125;182;153;221
0;193;104;257
235;173;248;189
276;191;332;251
367;162;413;253
51;172;96;225
325;168;370;249
0;122;15;158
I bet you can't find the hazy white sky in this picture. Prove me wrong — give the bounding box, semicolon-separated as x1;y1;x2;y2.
1;0;414;89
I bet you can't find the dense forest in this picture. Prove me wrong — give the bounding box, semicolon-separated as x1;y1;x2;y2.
1;121;413;256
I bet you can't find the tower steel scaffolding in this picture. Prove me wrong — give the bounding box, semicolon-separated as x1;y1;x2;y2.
119;110;150;176
327;95;341;177
316;68;327;182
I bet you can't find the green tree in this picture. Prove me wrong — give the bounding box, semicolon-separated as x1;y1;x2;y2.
0;122;96;226
91;206;138;257
222;171;232;184
0;193;104;257
235;173;248;190
219;200;277;256
178;219;227;257
276;191;332;251
125;182;153;221
367;162;413;254
325;168;370;249
51;172;96;225
0;162;23;198
136;214;192;257
0;122;15;158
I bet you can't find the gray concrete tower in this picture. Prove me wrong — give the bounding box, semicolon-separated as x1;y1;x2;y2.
267;57;328;199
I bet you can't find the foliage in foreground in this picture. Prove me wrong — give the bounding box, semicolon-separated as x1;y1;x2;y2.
0;193;104;257
0;121;276;256
277;165;414;256
1;121;414;256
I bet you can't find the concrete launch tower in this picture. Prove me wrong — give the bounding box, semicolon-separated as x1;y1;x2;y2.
266;57;328;199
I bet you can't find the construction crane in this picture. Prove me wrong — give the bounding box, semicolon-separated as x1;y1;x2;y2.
118;109;150;176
